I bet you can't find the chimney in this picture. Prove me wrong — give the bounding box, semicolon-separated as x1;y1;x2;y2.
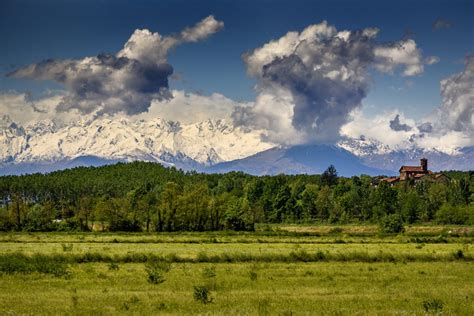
420;158;428;173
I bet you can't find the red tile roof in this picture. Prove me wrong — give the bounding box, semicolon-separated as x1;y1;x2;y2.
381;177;400;183
399;166;424;172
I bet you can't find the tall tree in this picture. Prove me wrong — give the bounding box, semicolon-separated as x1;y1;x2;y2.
321;165;338;186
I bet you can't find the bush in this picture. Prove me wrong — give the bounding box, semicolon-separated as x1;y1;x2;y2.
145;261;171;284
109;219;142;232
453;249;465;260
193;285;213;304
202;266;216;278
0;209;14;231
422;298;444;313
435;204;472;225
249;270;258;281
61;243;74;252
108;262;120;271
379;214;404;233
0;253;70;277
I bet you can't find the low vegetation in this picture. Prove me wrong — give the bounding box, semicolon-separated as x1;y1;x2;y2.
0;230;472;314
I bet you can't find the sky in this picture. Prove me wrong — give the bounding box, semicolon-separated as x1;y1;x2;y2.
0;0;473;153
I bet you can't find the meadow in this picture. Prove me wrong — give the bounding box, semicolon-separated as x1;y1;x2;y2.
0;226;473;315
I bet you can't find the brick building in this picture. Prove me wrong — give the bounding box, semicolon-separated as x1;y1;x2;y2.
377;158;449;186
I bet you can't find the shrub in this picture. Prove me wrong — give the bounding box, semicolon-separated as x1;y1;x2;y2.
109;219;142;232
145;261;171;284
196;252;210;262
193;285;213;304
329;227;343;234
315;250;326;261
422;298;444;313
0;211;14;231
435;204;472;225
61;243;74;252
202;266;216;278
379;214;404;233
0;253;70;277
453;249;465;260
249;270;258;281
108;262;120;271
289;250;312;262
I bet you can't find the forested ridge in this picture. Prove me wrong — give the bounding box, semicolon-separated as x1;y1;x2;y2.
0;162;472;232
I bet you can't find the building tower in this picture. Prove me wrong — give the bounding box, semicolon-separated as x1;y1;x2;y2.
420;158;428;173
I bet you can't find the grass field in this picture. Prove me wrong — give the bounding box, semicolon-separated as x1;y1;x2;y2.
0;226;473;315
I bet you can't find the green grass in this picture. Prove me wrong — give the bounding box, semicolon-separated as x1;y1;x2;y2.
0;239;471;260
0;227;472;315
0;262;472;315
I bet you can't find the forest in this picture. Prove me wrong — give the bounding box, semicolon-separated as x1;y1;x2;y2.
0;162;472;232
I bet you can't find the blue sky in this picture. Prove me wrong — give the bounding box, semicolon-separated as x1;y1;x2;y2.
0;0;472;121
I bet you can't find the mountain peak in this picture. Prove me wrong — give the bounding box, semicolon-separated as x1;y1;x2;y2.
0;116;274;168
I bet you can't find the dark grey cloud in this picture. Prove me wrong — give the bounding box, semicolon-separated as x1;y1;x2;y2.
7;16;223;115
235;21;430;144
433;18;453;30
389;114;412;132
261;53;369;141
438;55;474;136
9;55;174;115
417;122;433;133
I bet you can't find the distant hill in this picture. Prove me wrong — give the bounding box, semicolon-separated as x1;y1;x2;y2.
206;145;394;177
0;156;121;176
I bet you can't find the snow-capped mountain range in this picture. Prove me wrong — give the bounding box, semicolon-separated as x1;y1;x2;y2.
0;115;472;176
0;115;273;169
338;136;473;172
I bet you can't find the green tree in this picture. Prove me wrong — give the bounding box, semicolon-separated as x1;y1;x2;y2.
435;203;473;225
301;184;318;221
400;190;426;224
315;186;332;221
371;182;398;220
427;183;448;220
271;185;291;222
157;182;181;232
321;165;338;186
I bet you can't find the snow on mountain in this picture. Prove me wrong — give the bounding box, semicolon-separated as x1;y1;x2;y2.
338;137;473;171
0;115;274;169
337;136;392;156
0;115;27;164
1;114;471;176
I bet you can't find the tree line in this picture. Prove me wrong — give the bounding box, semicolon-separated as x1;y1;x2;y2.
0;162;472;232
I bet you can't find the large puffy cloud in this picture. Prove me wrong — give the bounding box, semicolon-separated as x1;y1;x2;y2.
341;110;417;149
7;16;223;116
233;21;434;145
341;110;472;155
133;90;251;124
341;56;474;154
0;92;77;126
0;89;246;127
373;39;425;76
437;56;474;137
232;87;305;144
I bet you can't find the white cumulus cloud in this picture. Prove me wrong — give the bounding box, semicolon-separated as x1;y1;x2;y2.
7;16;224;116
233;21;432;145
